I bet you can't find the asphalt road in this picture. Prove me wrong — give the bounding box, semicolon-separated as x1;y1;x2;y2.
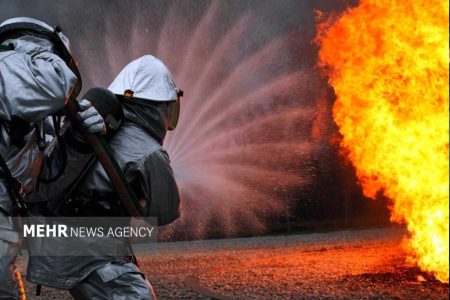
18;227;449;299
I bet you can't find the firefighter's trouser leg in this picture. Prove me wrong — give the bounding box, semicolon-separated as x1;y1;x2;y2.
0;213;20;300
69;262;157;300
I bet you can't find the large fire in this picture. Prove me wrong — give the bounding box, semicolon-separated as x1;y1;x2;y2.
315;0;449;282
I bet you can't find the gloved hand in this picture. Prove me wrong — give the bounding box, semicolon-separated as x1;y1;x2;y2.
77;99;107;135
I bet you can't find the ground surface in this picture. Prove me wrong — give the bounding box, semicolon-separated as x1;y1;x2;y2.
18;227;449;299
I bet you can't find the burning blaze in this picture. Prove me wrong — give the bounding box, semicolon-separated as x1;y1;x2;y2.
315;0;449;282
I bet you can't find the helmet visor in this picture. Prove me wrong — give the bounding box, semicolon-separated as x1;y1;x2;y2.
167;98;180;131
167;89;183;131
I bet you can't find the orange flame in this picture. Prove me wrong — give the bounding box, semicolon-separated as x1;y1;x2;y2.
315;0;449;282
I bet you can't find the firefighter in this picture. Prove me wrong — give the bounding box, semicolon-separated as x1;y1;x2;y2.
0;17;105;299
26;55;182;299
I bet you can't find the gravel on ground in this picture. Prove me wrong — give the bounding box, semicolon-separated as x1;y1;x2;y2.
17;227;449;299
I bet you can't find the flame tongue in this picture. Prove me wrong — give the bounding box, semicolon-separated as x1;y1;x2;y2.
316;0;449;282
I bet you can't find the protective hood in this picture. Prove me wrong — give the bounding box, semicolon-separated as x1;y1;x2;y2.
108;55;179;144
0;17;82;96
108;55;178;101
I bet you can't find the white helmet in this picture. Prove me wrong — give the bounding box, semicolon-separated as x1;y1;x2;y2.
108;55;179;101
0;17;82;96
109;55;183;130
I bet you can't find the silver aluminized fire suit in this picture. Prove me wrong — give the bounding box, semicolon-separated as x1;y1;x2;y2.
1;17;106;297
0;35;77;299
26;55;181;300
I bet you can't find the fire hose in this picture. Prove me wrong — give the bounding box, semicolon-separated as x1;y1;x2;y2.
65;96;147;217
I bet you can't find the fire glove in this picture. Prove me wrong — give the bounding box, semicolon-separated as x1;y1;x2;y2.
77;99;107;135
